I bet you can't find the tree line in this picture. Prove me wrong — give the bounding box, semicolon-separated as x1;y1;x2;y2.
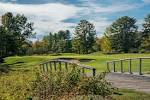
27;20;98;55
0;12;150;61
100;15;150;53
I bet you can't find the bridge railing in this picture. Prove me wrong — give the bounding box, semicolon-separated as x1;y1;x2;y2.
106;57;150;75
39;59;96;77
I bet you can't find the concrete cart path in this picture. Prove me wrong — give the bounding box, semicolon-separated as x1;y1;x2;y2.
106;73;150;93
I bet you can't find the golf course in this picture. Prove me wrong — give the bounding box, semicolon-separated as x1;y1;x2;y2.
1;1;150;99
0;53;150;99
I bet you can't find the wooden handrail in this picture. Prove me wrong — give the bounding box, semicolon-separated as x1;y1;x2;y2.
106;57;150;75
40;59;96;76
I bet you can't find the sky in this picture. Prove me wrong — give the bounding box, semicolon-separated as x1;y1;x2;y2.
0;0;150;40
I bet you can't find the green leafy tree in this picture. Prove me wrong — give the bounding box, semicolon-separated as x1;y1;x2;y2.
140;36;150;52
0;12;34;58
105;16;138;53
73;20;96;54
142;14;150;38
140;14;150;52
42;30;72;54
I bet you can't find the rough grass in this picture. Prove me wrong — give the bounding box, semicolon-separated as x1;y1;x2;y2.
0;52;150;99
113;89;150;100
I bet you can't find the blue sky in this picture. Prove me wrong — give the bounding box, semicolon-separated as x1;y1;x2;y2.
0;0;150;40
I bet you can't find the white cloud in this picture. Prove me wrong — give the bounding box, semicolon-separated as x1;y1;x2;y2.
94;4;138;13
0;1;142;40
34;20;76;35
0;2;80;21
89;18;112;37
137;19;144;31
81;2;141;15
0;2;81;39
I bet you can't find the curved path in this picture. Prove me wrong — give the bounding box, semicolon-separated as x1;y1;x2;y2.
106;73;150;93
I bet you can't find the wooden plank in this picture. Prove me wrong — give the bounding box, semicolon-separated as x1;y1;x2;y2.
107;62;110;72
120;60;124;73
50;62;52;71
113;61;116;72
93;68;96;76
129;59;132;74
54;61;57;71
139;58;142;75
59;61;62;71
65;62;68;71
42;64;45;72
46;63;48;72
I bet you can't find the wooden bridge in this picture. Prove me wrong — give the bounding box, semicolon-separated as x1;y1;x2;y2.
39;57;150;93
106;57;150;93
39;59;96;76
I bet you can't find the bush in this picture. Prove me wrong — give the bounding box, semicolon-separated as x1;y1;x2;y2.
31;67;116;100
78;72;116;97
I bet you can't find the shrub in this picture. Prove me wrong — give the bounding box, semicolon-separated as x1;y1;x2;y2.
31;66;116;100
78;72;116;97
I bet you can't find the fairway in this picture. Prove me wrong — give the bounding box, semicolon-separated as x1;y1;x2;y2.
3;52;150;73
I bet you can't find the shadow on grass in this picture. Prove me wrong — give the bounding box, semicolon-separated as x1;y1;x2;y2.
0;64;11;74
0;61;25;74
54;57;95;62
7;61;24;66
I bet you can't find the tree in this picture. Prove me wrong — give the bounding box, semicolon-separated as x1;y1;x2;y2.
0;12;34;58
104;16;138;53
140;36;150;52
100;36;112;53
32;40;49;54
0;26;7;61
43;32;52;51
142;14;150;38
140;14;150;52
73;20;96;54
42;30;72;54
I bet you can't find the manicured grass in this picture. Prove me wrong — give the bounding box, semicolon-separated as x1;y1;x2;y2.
0;52;150;99
3;52;150;73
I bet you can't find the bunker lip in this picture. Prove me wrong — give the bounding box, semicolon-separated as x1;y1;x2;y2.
53;58;95;62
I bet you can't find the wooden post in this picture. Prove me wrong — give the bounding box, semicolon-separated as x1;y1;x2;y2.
93;68;96;76
40;64;43;73
54;61;57;71
59;61;62;71
120;60;123;73
139;58;142;75
50;62;52;71
82;68;85;75
65;62;68;71
129;59;132;74
46;63;48;72
113;61;116;72
107;62;110;72
42;64;45;72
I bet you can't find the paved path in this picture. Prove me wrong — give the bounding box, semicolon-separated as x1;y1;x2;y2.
106;73;150;93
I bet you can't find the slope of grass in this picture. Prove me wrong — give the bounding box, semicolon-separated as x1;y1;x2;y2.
0;52;150;99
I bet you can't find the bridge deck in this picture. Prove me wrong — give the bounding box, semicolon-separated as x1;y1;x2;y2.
106;73;150;93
